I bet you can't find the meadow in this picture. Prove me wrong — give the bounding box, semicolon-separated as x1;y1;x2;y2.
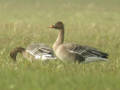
0;0;120;90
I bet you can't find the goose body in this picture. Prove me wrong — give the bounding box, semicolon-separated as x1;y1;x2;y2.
49;21;108;63
10;43;56;61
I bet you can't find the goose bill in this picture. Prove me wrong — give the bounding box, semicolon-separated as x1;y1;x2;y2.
48;25;55;28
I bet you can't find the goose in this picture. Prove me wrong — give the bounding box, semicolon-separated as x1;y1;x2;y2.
48;21;108;63
10;43;56;62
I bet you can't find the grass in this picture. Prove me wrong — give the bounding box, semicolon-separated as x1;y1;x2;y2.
0;0;120;90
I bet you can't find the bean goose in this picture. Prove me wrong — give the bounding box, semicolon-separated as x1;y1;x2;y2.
48;21;108;63
10;43;56;62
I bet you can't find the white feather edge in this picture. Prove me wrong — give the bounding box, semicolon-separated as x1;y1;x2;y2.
84;57;108;63
26;50;56;60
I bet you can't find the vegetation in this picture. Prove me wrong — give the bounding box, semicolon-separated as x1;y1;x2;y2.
0;0;120;90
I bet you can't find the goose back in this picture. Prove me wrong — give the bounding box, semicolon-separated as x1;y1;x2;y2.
64;43;108;58
26;43;56;60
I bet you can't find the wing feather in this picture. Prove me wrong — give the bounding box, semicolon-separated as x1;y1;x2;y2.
63;43;108;58
26;43;56;60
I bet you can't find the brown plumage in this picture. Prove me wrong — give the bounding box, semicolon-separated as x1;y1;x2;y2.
10;43;56;62
49;21;108;63
10;47;25;61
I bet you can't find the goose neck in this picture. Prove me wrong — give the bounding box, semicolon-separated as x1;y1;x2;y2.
53;29;64;50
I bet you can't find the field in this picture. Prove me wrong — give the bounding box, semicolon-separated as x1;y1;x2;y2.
0;0;120;90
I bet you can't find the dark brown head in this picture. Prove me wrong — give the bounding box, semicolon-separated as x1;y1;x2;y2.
10;47;25;61
48;21;64;30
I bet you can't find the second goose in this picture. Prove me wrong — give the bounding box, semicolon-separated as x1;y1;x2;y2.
48;21;108;63
10;43;56;62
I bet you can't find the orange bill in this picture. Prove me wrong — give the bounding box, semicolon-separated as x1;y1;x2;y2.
48;25;55;28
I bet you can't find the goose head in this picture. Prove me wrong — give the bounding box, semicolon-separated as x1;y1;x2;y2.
48;21;64;30
10;47;25;61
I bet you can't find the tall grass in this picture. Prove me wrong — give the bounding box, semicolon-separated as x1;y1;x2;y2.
0;0;120;90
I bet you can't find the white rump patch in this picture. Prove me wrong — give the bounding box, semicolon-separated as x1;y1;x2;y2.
35;55;41;60
35;54;56;61
85;57;108;63
41;55;56;60
26;50;56;61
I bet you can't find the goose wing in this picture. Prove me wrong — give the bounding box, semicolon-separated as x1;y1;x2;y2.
64;43;108;58
26;43;56;60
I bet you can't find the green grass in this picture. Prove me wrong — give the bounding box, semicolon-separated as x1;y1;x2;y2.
0;0;120;90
